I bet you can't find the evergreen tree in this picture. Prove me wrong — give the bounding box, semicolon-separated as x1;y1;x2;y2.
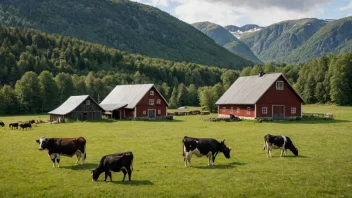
168;87;178;109
177;83;189;106
38;71;58;112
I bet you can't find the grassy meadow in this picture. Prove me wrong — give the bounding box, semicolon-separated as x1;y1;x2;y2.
0;105;351;197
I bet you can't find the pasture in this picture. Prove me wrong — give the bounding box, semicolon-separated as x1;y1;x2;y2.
0;105;351;197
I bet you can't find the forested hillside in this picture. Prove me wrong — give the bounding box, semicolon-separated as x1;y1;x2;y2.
192;22;262;64
286;16;352;63
0;0;253;69
0;25;242;114
240;18;327;63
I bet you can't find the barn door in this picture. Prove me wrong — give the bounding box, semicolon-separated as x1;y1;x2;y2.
273;106;285;120
148;110;156;118
83;113;88;120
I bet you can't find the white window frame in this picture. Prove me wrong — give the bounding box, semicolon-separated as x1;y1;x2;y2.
157;99;161;104
150;90;154;95
222;107;226;113
247;107;251;114
230;106;234;113
143;110;146;115
158;110;161;114
149;99;154;105
262;107;268;114
236;107;240;113
276;81;284;90
86;100;90;105
291;107;296;114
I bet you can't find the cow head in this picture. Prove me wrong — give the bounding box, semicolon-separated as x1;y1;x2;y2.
220;139;231;159
36;137;48;150
91;169;101;181
289;146;299;156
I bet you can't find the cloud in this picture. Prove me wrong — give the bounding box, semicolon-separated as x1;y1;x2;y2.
203;0;332;11
132;0;331;26
340;0;352;10
172;0;325;26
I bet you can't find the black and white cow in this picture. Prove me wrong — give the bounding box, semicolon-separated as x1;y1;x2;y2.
35;137;87;168
0;121;4;128
263;134;298;157
91;152;134;182
9;123;19;130
182;136;231;167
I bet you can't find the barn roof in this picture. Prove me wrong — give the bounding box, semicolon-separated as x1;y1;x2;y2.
215;73;304;105
49;95;104;115
100;84;169;110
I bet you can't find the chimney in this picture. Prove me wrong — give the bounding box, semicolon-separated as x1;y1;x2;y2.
259;72;265;77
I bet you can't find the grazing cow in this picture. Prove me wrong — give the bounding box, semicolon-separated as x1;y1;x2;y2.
0;121;4;128
91;152;133;182
182;136;231;167
9;123;19;130
20;122;32;130
263;134;298;157
35;137;87;168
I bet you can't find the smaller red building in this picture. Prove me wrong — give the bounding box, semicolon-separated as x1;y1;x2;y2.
215;73;304;120
100;84;168;119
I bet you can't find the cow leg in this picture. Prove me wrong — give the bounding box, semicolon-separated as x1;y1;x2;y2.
122;169;127;181
208;155;211;166
56;154;61;168
81;151;86;165
49;153;57;168
186;153;192;167
75;152;81;165
109;172;112;182
280;149;283;157
184;152;188;167
128;169;132;181
104;171;109;181
284;149;287;156
212;153;217;166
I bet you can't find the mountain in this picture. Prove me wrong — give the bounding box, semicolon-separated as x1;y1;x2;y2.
192;22;262;64
286;16;352;63
0;0;253;69
225;24;263;39
240;18;328;63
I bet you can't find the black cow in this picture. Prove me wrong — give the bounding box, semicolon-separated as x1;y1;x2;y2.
28;120;35;124
35;137;87;168
9;123;19;130
263;134;298;157
0;121;4;128
182;136;231;167
91;152;133;182
20;122;32;130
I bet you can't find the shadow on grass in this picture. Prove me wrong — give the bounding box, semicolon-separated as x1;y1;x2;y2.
193;161;246;169
97;180;153;185
273;119;350;124
61;163;97;170
85;119;184;123
285;155;309;158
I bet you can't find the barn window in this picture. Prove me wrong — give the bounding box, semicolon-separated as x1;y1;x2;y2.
86;100;90;105
149;99;154;105
157;99;161;104
262;107;268;114
247;107;251;114
158;110;161;114
222;107;226;113
143;110;146;115
276;81;284;90
150;90;154;95
230;107;234;113
237;107;240;113
291;107;296;114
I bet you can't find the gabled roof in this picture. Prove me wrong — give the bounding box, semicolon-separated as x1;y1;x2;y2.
100;84;169;110
215;73;304;105
49;95;104;115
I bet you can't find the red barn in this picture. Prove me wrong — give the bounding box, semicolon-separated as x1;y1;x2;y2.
215;73;304;120
100;84;169;119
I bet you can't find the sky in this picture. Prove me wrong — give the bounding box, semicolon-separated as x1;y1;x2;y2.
131;0;352;27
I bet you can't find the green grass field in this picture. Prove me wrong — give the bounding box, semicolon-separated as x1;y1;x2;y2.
0;105;351;197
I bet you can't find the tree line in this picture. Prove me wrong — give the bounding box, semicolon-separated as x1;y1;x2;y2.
1;25;352;115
